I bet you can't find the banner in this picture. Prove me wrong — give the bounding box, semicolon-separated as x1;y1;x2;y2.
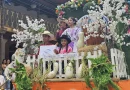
39;45;56;59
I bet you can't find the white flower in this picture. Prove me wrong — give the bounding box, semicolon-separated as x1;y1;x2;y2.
23;43;27;48
101;42;105;45
12;17;46;54
81;0;129;47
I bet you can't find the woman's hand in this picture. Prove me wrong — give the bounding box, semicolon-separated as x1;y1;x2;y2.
54;49;59;54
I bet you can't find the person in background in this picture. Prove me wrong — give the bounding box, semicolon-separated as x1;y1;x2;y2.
54;35;72;54
56;18;68;39
6;59;11;66
61;17;81;52
0;70;5;89
2;59;7;75
6;59;11;90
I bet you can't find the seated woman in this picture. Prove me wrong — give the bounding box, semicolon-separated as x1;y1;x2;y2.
54;35;72;54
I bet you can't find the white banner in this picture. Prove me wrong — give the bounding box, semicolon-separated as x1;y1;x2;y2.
39;45;56;58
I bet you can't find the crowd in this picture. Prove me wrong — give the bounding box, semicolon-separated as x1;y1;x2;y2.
0;59;14;90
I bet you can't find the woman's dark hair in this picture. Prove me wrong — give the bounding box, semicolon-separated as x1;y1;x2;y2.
69;17;78;25
2;59;6;64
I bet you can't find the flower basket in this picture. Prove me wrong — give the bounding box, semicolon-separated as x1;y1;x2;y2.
85;33;104;45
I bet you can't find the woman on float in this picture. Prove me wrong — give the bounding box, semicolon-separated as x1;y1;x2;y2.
61;17;81;52
56;18;68;39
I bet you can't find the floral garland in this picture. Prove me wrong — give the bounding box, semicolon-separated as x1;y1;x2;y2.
11;16;46;54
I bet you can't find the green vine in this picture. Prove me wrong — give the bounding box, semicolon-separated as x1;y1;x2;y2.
84;54;120;90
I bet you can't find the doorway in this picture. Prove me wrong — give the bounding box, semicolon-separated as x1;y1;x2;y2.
9;43;17;61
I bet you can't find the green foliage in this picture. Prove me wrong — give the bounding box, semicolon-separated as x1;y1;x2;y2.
81;55;88;78
84;55;120;90
9;59;49;90
83;2;94;14
9;60;32;90
30;59;49;90
116;22;128;35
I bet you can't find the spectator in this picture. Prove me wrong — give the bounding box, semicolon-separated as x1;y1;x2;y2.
6;59;11;66
2;59;7;75
0;70;5;89
6;59;11;90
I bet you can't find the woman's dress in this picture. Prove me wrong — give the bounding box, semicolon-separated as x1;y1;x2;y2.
61;26;81;52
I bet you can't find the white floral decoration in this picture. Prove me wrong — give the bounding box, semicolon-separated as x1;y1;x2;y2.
11;16;46;54
82;0;130;47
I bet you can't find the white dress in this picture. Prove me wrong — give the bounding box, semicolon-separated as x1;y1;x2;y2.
0;75;5;87
62;26;82;52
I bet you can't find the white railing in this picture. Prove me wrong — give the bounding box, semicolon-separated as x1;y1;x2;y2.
111;48;128;79
26;48;129;79
26;53;84;79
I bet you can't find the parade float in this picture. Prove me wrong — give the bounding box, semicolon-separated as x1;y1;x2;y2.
2;0;130;90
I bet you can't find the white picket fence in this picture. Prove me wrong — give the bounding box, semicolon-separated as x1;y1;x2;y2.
111;48;128;79
26;48;129;79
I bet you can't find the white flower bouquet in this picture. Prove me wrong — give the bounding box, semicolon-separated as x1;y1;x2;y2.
11;16;46;54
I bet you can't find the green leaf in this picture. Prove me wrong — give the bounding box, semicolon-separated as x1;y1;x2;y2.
15;59;20;66
9;68;16;72
84;54;119;90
